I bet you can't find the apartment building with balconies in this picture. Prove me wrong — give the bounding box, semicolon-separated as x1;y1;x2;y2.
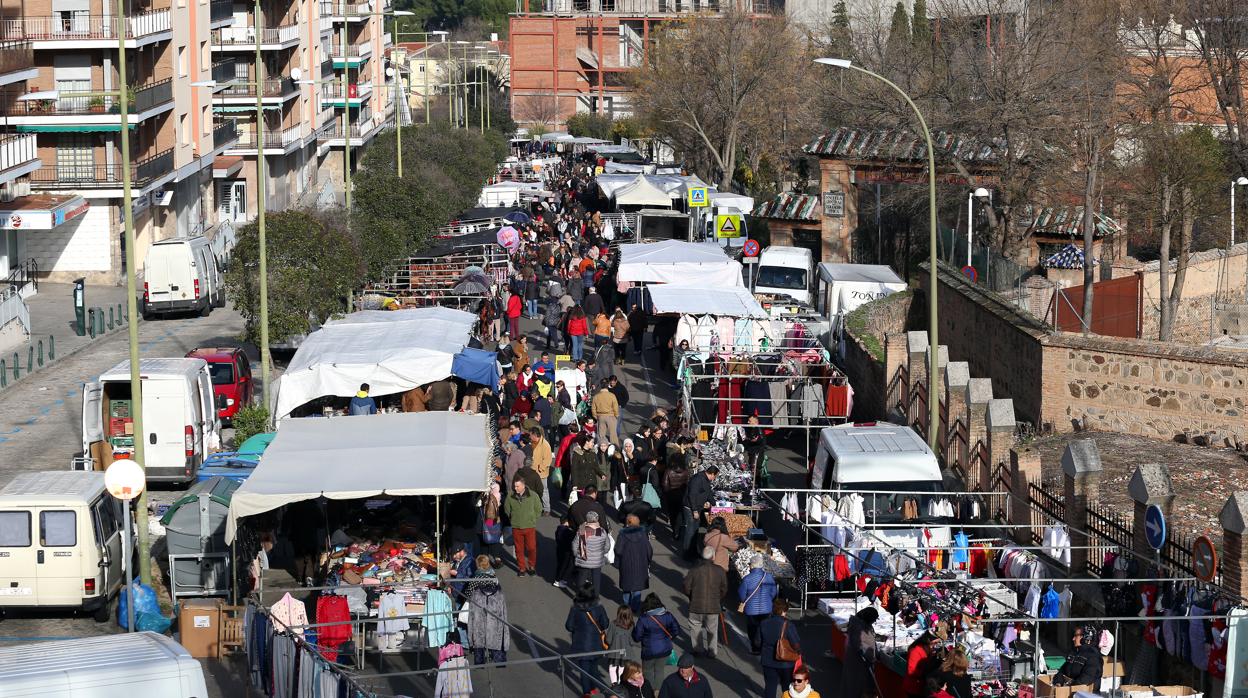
0;0;241;283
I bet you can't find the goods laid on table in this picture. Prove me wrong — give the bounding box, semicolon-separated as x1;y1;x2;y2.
692;436;765;512
731;534;795;580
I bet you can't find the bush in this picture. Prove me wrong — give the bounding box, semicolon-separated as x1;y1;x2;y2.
231;405;270;448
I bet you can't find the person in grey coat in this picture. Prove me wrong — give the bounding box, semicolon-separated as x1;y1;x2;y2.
467;570;510;666
575;510;613;595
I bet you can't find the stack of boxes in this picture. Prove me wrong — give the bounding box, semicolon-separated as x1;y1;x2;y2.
108;400;134;456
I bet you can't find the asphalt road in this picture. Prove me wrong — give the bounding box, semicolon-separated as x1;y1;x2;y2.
0;308;844;698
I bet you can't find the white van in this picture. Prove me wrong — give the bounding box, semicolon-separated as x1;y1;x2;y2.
0;471;130;621
811;422;950;549
0;632;209;697
754;246;814;304
82;359;222;482
143;236;224;318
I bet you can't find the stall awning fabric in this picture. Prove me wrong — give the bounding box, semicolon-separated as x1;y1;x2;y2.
613;175;673;208
648;285;767;318
272;307;477;419
451;347;499;386
617;240;745;288
224;412;493;543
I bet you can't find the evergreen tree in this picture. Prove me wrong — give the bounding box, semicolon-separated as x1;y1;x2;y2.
911;0;930;46
829;1;852;56
886;1;910;57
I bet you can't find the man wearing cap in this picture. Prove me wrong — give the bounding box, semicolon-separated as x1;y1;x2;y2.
658;654;712;698
447;543;475;599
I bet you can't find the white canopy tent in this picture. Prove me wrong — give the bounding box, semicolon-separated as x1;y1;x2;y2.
648;284;768;318
479;181;547;207
224;412;493;544
617;240;745;288
272;307;477;419
613;175;674;208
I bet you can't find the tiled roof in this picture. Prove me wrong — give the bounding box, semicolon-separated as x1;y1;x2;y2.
753;192;820;222
804;127;1001;163
1027;206;1122;238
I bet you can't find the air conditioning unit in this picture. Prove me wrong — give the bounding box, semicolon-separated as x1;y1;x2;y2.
0;180;29;203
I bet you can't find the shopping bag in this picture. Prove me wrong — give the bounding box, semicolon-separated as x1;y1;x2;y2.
551;467;564;489
642;483;661;509
604;534;616;564
666;649;679;665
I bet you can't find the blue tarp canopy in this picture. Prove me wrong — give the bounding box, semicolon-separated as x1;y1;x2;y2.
452;347;499;387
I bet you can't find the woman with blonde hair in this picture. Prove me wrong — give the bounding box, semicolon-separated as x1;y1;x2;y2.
936;646;972;698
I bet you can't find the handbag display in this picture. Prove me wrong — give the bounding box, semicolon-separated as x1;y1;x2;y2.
774;620;800;663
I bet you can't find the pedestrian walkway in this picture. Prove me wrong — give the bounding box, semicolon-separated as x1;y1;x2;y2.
24;281;135;360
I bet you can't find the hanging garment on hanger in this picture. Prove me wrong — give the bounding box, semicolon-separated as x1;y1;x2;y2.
1039;586;1061;618
742;379;773;424
425;588;455;647
270;592;310;635
1058;586;1074;618
825;381;851;419
769;381;790;425
378;591;410;635
435;654;474;697
675;315;698;349
798;382;823;421
271;632;297;698
951;531;970;568
315;594;353;662
733;318;755;351
1043;524;1072;566
1023;582;1042;617
836;492;865;526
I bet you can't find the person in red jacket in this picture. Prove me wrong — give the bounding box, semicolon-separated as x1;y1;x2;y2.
567;307;589;361
904;631;945;698
506;292;523;339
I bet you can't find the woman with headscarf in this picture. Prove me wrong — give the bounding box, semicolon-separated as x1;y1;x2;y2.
842;606;880;697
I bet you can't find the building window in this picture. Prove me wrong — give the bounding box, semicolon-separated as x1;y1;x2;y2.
200;41;210;68
180;114;189;145
178;46;188;77
202;105;212;136
56;134;93;181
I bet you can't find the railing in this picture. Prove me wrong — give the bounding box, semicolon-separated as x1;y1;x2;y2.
213;23;299;46
220;76;296;98
31;147;173;187
317;106;336;127
3;258;37;297
0;78;172;115
329;42;372;58
318;117;379;140
320;82;371;100
0;40;31;75
318;15;332;34
530;0;760;13
0;9;171;41
1027;477;1066;549
210;0;234;23
1085;501;1134;578
234;124;302;149
0;286;30;337
212;120;239;149
211;60;235;84
320;1;371;17
0;133;37;172
885;363;909;420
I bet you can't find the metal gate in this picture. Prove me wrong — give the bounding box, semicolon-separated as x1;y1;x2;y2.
1048;274;1141;337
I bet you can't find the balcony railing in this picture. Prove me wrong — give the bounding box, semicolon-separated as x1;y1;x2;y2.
381;32;391;45
211;60;235;84
0;78;172;116
318;118;376;139
212;120;238;149
0;41;32;75
0;133;36;172
219;77;296;98
0;9;172;41
233;123;302;149
320;1;371;17
213;24;299;46
320;82;370;101
31;147;174;188
329;42;372;59
210;0;234;23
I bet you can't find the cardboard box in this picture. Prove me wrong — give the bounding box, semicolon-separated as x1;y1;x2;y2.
108;417;133;436
1151;687;1202;698
1035;674;1092;698
178;598;225;658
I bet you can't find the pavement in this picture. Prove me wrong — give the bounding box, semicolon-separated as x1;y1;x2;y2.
0;305;845;698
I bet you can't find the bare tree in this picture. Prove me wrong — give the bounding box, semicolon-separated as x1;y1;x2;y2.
516;90;560;129
631;9;810;191
1187;0;1248;176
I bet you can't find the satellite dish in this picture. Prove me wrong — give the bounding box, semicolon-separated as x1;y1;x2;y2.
290;67;303;82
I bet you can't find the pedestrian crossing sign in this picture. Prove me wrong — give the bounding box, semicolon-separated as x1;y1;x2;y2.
688;187;709;208
715;213;742;239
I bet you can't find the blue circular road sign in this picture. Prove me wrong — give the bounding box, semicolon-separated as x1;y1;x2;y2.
1144;504;1167;551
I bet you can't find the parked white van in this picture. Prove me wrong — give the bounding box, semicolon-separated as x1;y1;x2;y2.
810;421;950;549
0;471;131;621
82;358;222;482
754;246;814;304
0;632;209;697
143;236;224;318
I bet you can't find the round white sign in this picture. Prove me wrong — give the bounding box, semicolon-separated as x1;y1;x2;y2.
104;459;146;501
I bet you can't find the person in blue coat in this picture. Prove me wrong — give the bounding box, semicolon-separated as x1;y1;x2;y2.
738;554;778;654
633;593;682;689
566;580;611;696
348;383;376;415
758;598;802;698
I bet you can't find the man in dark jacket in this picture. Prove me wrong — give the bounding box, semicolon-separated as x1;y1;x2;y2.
1054;626;1103;687
615;514;652;612
680;465;718;558
568;485;609;531
581;285;605;318
618;483;655;533
682;546;727;658
658;654;713;698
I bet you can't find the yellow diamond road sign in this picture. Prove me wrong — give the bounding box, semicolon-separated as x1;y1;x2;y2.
715;213;742;239
688;187;708;208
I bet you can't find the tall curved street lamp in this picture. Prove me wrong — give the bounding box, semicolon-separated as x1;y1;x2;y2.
815;57;941;452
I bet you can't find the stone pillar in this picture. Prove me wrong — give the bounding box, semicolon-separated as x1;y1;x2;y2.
884;333;908;382
906;330;929;429
985;398;1016;490
926;344;949;407
945;362;970;467
883;333;909;422
965;378;993;456
1010;446;1042;544
1219;493;1248;599
819;160;857;263
1128;464;1175;560
1061;441;1103;574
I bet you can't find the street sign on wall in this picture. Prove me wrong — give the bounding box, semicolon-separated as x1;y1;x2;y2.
823;190;845;217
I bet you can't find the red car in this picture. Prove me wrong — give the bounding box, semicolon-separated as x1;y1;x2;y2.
186;347;253;422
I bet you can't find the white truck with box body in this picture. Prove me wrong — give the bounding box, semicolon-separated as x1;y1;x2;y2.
753;246;814;304
0;471;132;621
810;422;951;550
0;632;209;697
142;236;224;319
81;358;221;482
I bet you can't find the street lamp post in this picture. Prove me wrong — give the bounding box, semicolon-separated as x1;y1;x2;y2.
1231;176;1248;247
966;187;990;268
389;30;446;124
817;57;942;452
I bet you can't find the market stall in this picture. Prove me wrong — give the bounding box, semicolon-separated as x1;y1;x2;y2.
271;307;478;419
616;240;744;288
612;174;675;210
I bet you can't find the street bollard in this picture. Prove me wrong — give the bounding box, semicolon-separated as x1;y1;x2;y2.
11;352;19;379
117;303;124;324
108;306;114;330
48;334;54;360
87;309;96;338
0;359;5;388
26;345;32;373
37;340;43;368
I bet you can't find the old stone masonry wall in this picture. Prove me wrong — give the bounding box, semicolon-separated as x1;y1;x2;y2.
1043;335;1248;443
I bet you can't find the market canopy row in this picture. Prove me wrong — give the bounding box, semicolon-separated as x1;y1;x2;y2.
647;284;767;318
617;240;744;288
224;412;493;543
271;307;477;419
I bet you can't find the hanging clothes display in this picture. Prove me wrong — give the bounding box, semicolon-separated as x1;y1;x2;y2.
1043;524;1072;567
315;594;353;662
425;588;455;648
270;592;309;635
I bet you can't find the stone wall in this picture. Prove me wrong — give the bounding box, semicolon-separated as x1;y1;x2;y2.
839;329;889;421
1136;243;1248;344
838;291;913;421
923;263;1248;445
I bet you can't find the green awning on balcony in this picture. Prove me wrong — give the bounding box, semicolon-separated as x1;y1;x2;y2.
16;124;135;133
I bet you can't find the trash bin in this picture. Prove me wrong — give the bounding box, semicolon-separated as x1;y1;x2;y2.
160;476;239;598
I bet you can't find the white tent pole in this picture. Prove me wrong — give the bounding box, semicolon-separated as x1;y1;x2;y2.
436;495;442;561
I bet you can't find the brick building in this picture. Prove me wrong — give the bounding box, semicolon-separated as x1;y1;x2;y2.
509;0;764;127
